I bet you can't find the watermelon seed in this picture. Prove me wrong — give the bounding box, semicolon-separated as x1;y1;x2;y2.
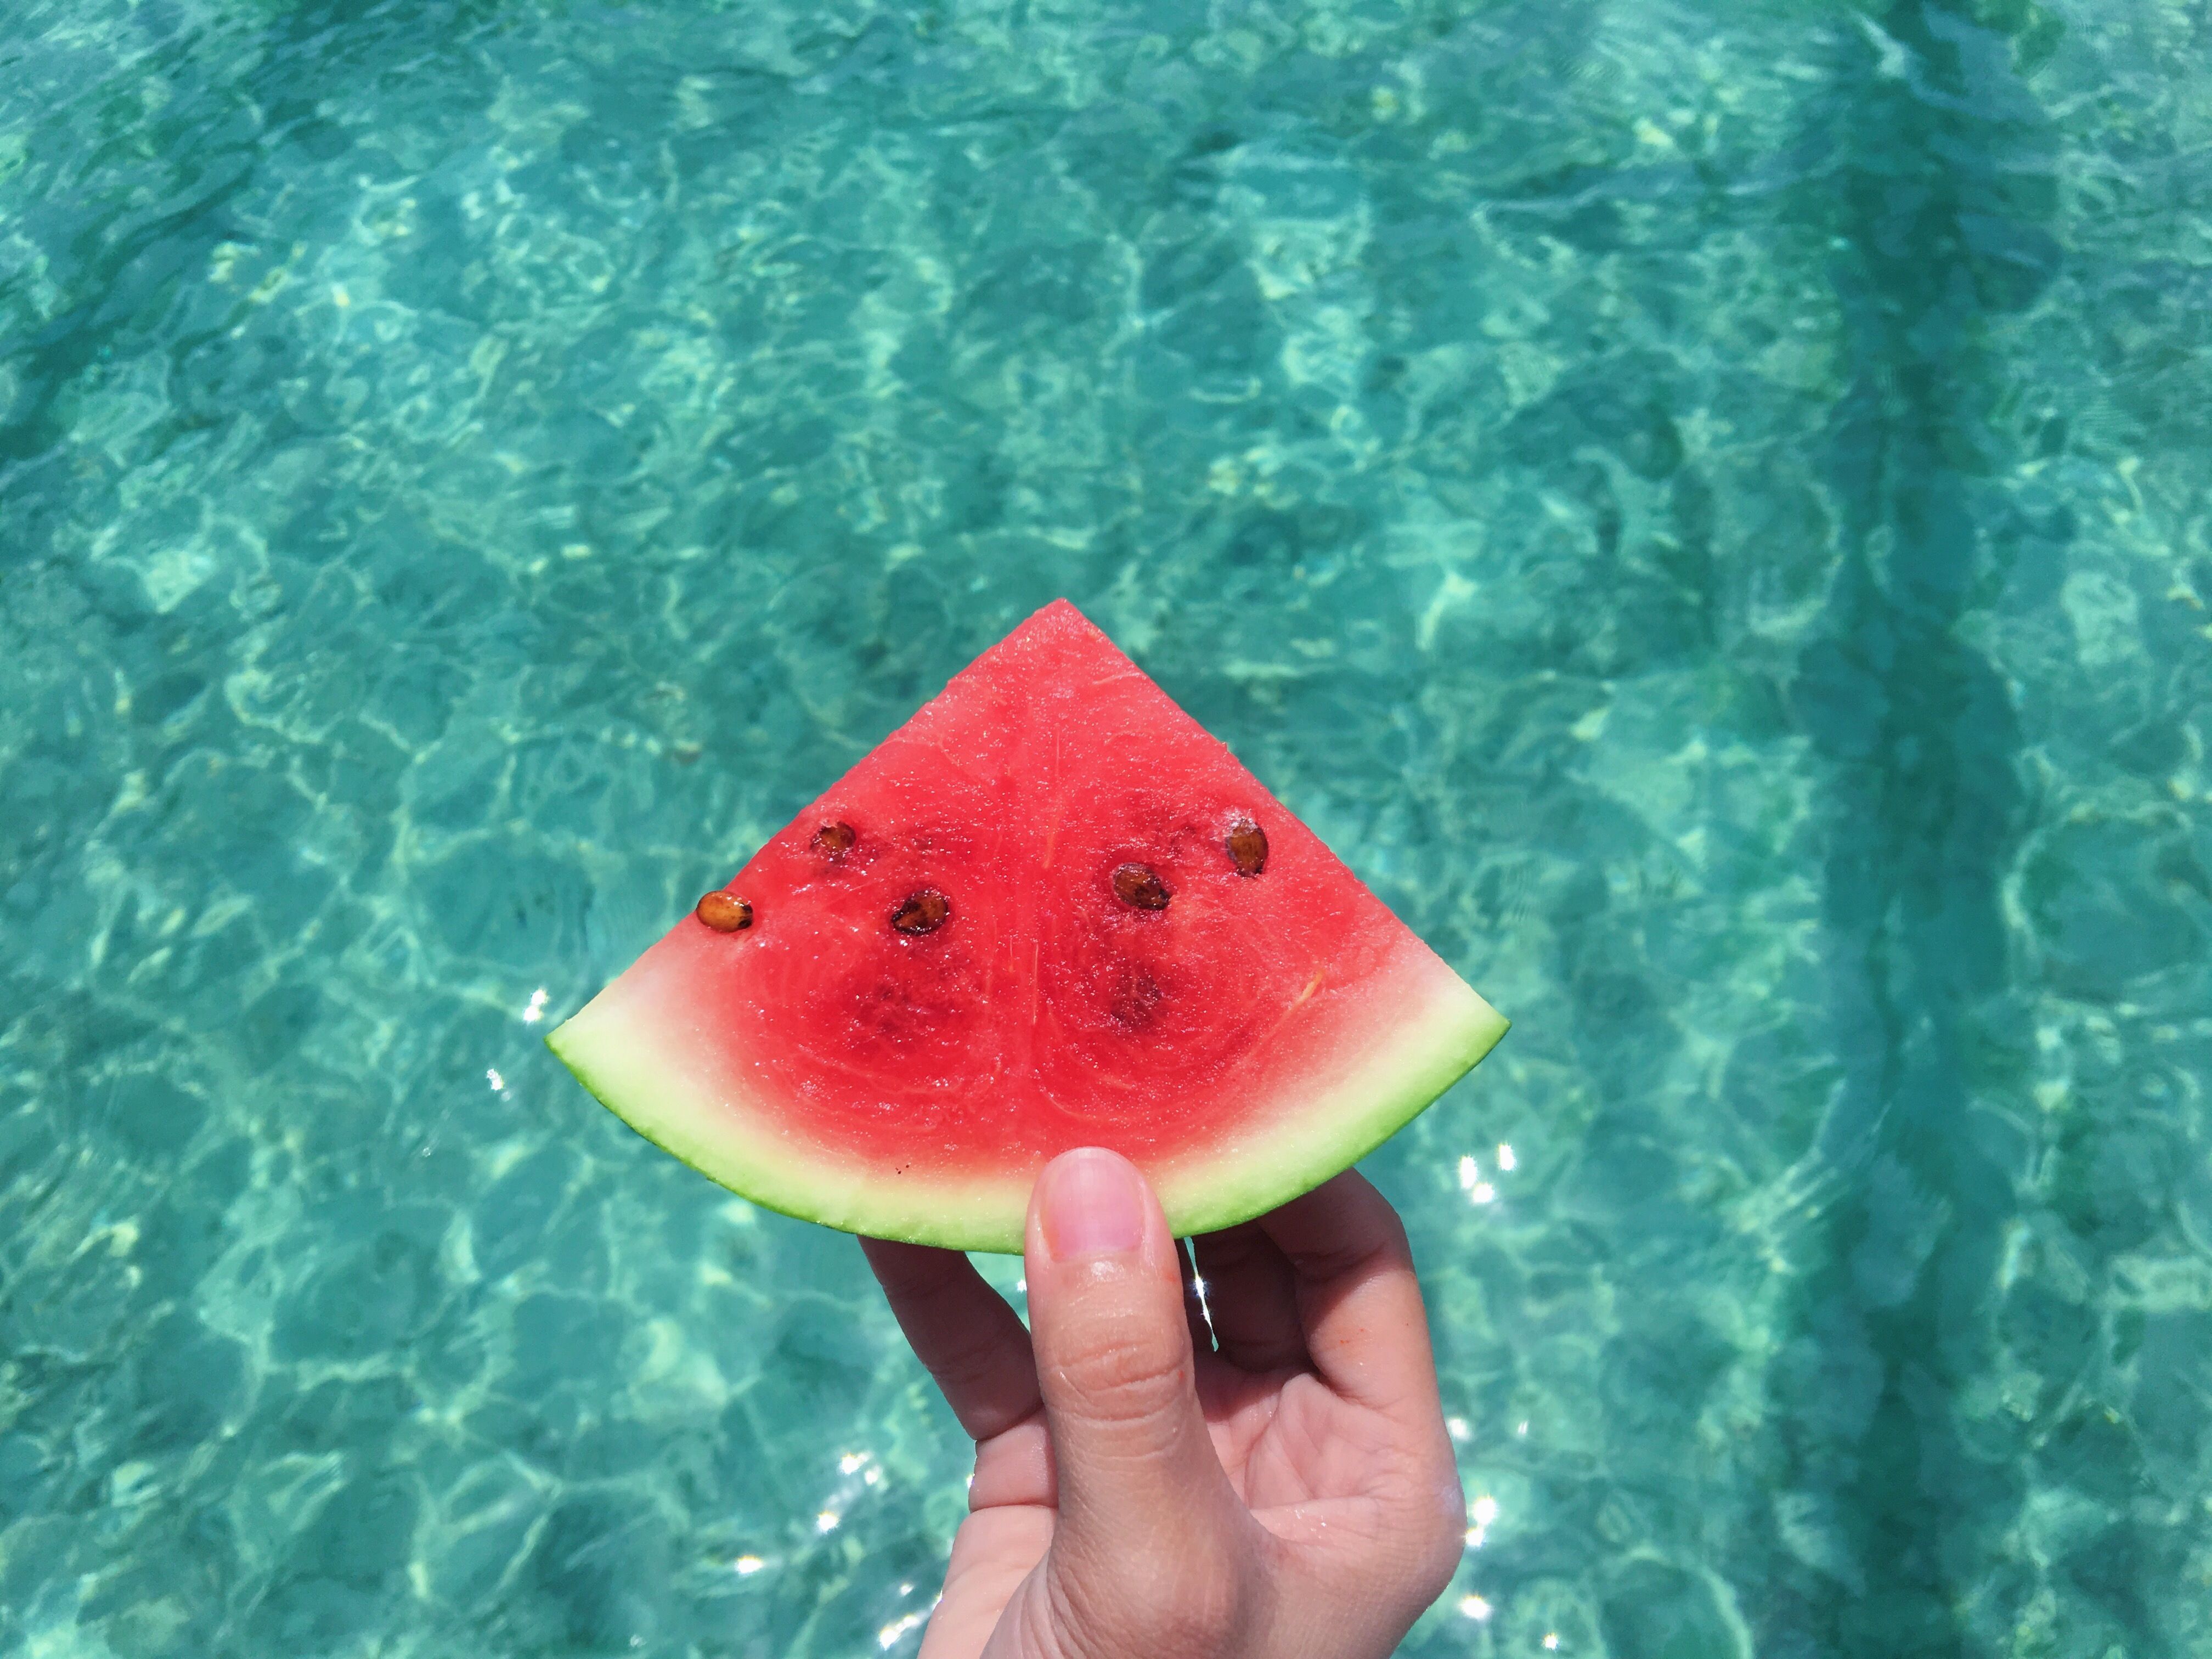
811;821;857;858
890;889;951;935
1226;818;1268;877
696;891;754;932
1112;863;1172;911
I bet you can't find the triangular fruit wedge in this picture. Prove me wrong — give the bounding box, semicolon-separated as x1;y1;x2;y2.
549;600;1506;1251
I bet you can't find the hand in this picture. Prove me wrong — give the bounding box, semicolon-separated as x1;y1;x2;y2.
861;1149;1466;1659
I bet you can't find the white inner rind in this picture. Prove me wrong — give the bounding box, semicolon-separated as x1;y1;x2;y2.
547;944;1506;1254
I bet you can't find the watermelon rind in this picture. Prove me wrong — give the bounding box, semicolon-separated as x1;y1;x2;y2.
546;938;1506;1254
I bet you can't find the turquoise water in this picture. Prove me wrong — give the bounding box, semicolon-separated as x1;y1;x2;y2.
3;0;2209;1652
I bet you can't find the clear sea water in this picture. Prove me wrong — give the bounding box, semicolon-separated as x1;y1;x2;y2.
3;0;2209;1654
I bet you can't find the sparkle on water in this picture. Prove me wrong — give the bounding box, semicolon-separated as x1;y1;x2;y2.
2;0;2208;1654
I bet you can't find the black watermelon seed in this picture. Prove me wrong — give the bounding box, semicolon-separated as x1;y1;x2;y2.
1111;863;1172;911
1227;818;1268;877
890;889;951;934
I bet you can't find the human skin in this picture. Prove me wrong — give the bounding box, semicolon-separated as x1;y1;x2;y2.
861;1148;1467;1659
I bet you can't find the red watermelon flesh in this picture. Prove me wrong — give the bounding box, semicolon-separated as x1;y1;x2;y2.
548;600;1505;1251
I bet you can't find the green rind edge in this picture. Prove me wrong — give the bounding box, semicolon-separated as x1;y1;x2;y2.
543;1022;957;1242
1157;996;1508;1240
547;966;1507;1254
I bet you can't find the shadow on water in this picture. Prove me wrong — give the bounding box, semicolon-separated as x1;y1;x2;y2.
1775;3;2056;1654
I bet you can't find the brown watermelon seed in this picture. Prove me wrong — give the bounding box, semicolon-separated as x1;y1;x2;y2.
1226;817;1268;877
890;888;951;935
695;891;754;932
1112;863;1172;911
810;820;856;858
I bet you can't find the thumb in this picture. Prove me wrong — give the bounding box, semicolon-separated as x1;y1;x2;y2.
1024;1150;1243;1570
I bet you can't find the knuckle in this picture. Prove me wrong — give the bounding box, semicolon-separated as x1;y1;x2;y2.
1195;1224;1266;1273
1053;1319;1191;1425
930;1319;1007;1399
1410;1517;1463;1604
1435;1464;1469;1537
1281;1237;1366;1280
1285;1219;1410;1284
1393;1474;1468;1606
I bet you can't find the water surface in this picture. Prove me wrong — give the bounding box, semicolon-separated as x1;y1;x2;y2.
3;0;2209;1654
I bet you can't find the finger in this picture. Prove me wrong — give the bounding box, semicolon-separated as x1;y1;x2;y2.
1022;1150;1244;1566
1254;1170;1444;1422
968;1413;1056;1510
860;1238;1041;1441
920;1506;1052;1659
1190;1223;1305;1373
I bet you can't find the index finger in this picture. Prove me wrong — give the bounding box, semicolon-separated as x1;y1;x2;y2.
860;1238;1041;1441
1253;1170;1444;1423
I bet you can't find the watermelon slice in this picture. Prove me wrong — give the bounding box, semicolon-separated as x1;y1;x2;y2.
548;601;1505;1252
